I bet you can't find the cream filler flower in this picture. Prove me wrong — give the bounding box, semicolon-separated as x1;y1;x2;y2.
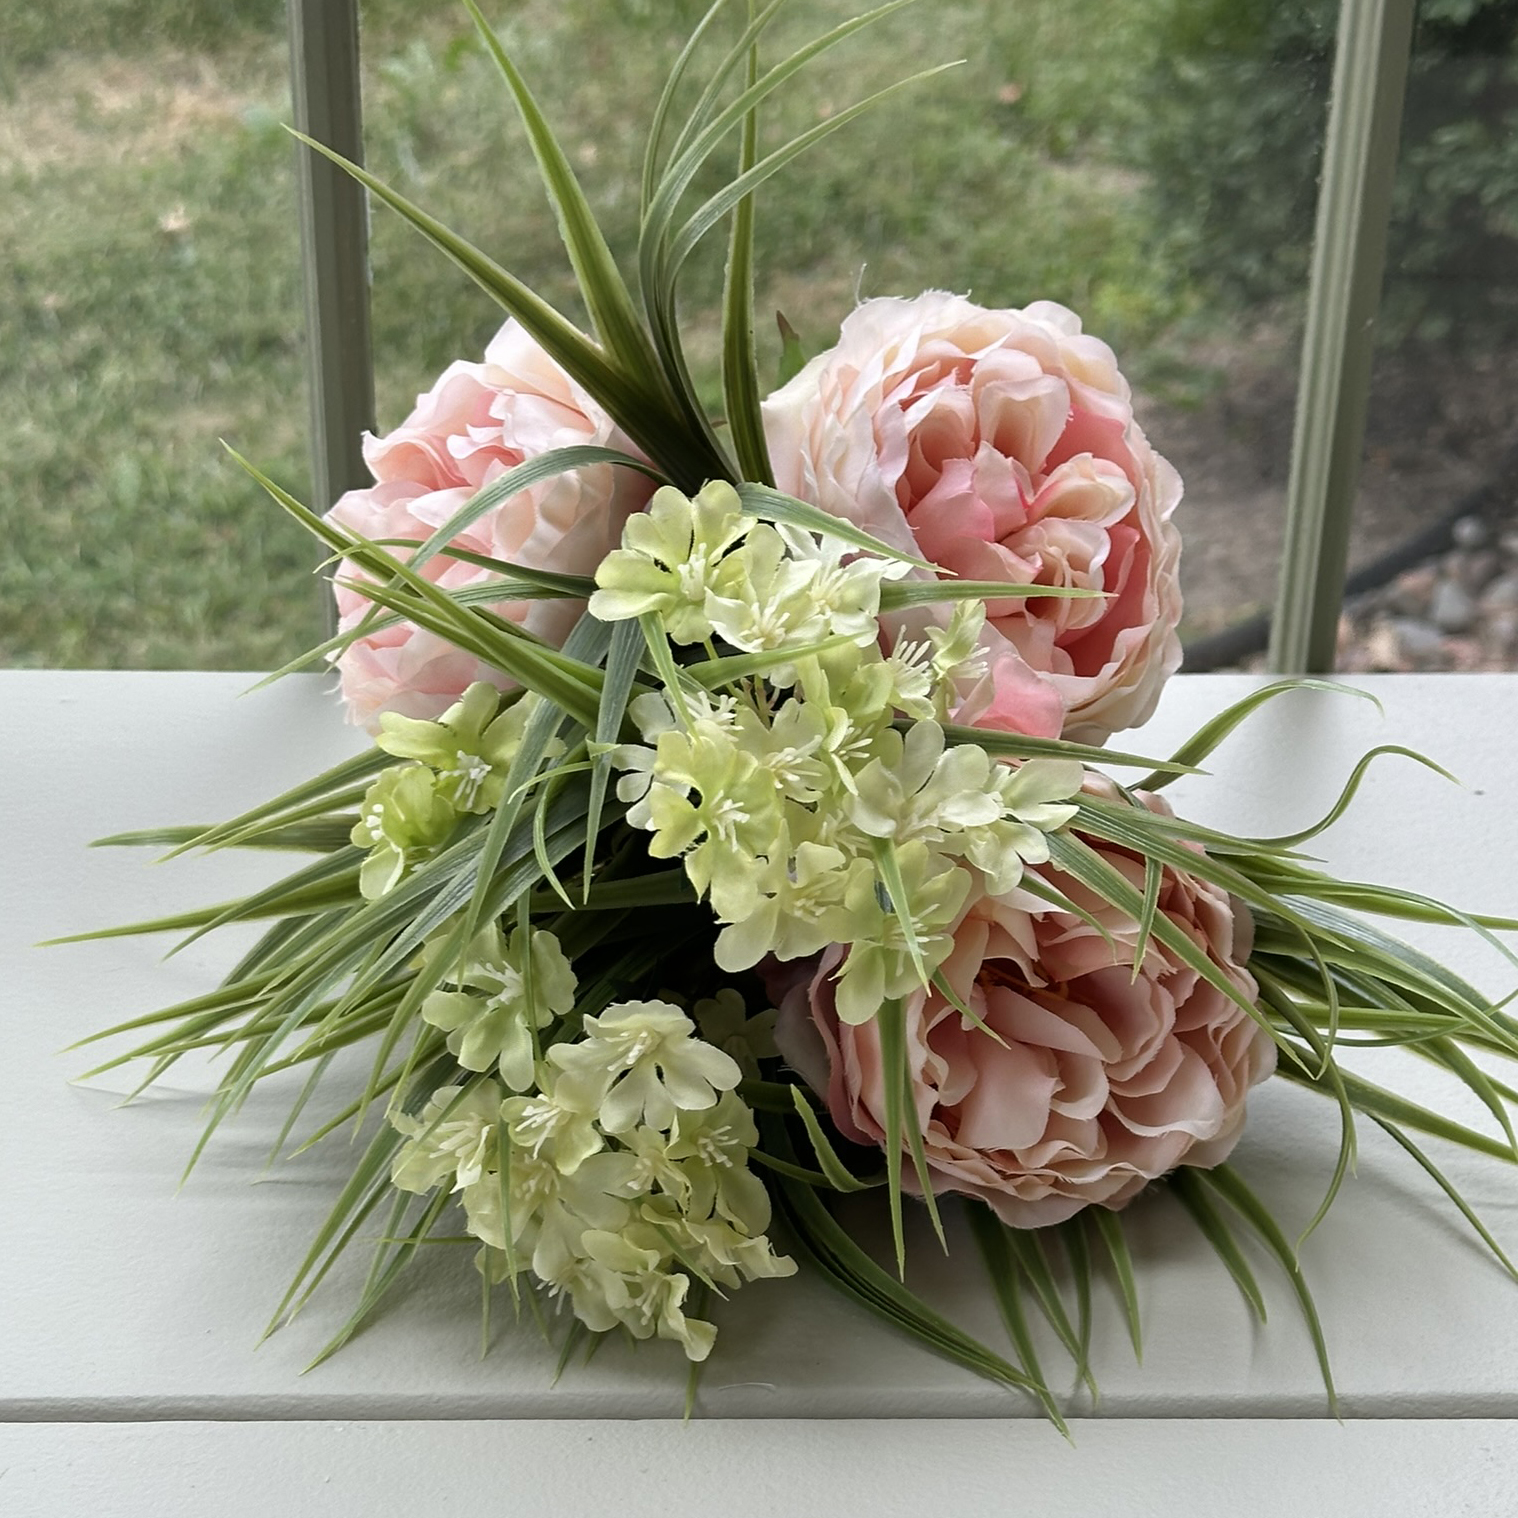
547;1000;743;1133
350;763;457;900
375;682;534;813
390;1082;503;1194
421;924;577;1089
588;480;752;643
702;523;832;674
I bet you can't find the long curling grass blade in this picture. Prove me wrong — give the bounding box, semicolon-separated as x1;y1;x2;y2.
640;0;739;215
720;3;772;488
1135;678;1380;792
462;0;667;387
1199;1164;1339;1416
965;1206;1068;1434
667;62;961;284
1370;1117;1518;1284
761;1118;1047;1407
1169;1168;1267;1321
284;131;707;483
1089;1208;1142;1362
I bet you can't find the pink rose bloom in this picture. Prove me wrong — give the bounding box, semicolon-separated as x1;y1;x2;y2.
775;809;1273;1228
326;319;654;729
761;293;1183;743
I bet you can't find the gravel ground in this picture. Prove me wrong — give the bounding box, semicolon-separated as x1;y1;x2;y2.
1137;323;1518;672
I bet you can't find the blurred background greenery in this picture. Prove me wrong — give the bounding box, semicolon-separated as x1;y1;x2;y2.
3;0;1515;669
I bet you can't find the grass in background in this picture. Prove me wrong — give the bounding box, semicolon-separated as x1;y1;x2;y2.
2;0;1181;670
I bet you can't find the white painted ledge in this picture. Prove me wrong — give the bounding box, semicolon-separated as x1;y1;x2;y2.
6;672;1518;1427
3;1419;1516;1518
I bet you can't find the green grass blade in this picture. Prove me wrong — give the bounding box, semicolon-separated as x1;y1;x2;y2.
720;5;771;487
144;747;387;859
1089;1208;1142;1361
1278;1058;1518;1163
878;579;1105;611
408;445;665;578
1059;1219;1096;1403
1003;1227;1096;1400
734;481;933;568
1250;745;1459;850
640;0;738;217
1169;1168;1268;1321
462;0;669;389
763;1121;1045;1403
1134;678;1380;792
666;62;960;285
937;722;1202;775
877;997;909;1276
965;1206;1068;1432
687;632;861;688
782;1086;883;1191
284;130;708;484
585;617;648;895
1369;1116;1518;1284
1199;1163;1339;1415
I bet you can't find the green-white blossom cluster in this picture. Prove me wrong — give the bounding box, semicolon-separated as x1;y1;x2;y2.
594;481;1085;1025
350;682;535;899
390;983;792;1362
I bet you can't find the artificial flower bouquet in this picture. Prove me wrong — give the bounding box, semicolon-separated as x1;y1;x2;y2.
66;0;1518;1427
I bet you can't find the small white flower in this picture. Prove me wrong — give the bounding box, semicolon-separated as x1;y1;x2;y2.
546;1001;742;1133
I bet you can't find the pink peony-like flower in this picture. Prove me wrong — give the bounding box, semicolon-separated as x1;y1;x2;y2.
761;293;1183;743
774;804;1273;1228
326;319;655;729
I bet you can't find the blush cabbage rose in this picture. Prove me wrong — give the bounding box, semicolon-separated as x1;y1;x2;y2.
761;293;1183;743
326;319;654;729
774;802;1274;1227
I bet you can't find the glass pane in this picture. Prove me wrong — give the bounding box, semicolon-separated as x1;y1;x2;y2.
4;0;1338;673
0;0;324;670
361;0;1333;675
1337;0;1518;674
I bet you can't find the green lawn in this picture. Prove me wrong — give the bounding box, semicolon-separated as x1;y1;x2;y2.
2;0;1186;669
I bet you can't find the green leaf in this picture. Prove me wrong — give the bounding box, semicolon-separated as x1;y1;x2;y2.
1247;744;1459;850
775;310;807;385
141;746;387;859
877;579;1106;611
1003;1227;1096;1401
720;7;772;487
283;130;714;487
462;0;671;395
306;1188;453;1369
734;481;934;569
638;612;699;722
785;1085;884;1192
1369;1117;1518;1284
407;445;664;579
687;631;862;688
876;996;909;1277
965;1206;1068;1433
1046;831;1264;1030
1089;1208;1142;1362
1277;1053;1518;1163
640;0;739;217
666;62;961;288
1169;1168;1267;1321
936;722;1202;775
1134;678;1380;793
585;617;646;894
1198;1163;1339;1415
762;1118;1044;1404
